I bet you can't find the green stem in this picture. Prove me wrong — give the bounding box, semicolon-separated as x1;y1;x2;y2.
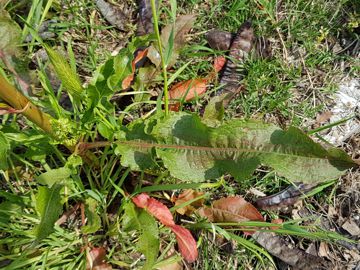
150;0;169;115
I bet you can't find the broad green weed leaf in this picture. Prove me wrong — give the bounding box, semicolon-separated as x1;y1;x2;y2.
33;184;63;240
0;131;10;170
137;210;159;270
82;198;101;234
116;112;355;183
122;201;159;269
36;167;71;187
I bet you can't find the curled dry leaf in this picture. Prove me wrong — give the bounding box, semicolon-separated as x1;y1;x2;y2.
169;224;198;263
254;183;317;210
86;247;112;270
197;196;263;223
172;189;204;216
121;48;149;89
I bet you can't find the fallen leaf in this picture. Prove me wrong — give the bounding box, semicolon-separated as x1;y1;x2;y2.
253;231;330;268
121;48;149;89
172;189;204;216
205;30;233;51
169;224;198;263
169;78;208;102
148;14;196;68
132;193;198;263
198;196;263;223
137;0;157;35
132;193;175;226
213;56;227;73
96;0;130;31
86;247;112;270
316;111;333;124
342;220;360;236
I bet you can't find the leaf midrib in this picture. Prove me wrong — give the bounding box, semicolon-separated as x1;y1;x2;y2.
118;140;330;161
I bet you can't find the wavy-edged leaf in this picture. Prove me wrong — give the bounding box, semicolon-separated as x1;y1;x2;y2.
33;184;63;240
115;112;355;183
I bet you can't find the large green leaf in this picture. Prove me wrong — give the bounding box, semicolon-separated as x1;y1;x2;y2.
115;112;355;183
33;184;63;240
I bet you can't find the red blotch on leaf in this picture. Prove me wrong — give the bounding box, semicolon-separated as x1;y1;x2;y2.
170;224;198;263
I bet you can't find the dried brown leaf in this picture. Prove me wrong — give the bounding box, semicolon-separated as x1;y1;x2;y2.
172;189;204;216
197;196;263;223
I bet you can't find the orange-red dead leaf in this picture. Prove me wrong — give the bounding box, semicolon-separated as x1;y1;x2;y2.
197;196;263;223
169;78;207;101
132;193;175;226
147;197;175;226
121;48;149;89
213;56;226;73
132;193;150;208
86;247;112;270
172;189;204;216
170;224;198;263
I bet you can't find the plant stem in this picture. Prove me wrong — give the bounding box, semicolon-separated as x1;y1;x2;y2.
0;73;53;134
150;0;169;115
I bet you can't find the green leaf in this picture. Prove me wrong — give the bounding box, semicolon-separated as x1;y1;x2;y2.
36;167;71;187
108;48;133;90
0;10;22;56
98;122;113;139
137;210;159;270
45;45;84;100
0;131;10;170
203;95;225;126
116;112;355;183
122;201;159;270
81;198;101;234
33;184;63;240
